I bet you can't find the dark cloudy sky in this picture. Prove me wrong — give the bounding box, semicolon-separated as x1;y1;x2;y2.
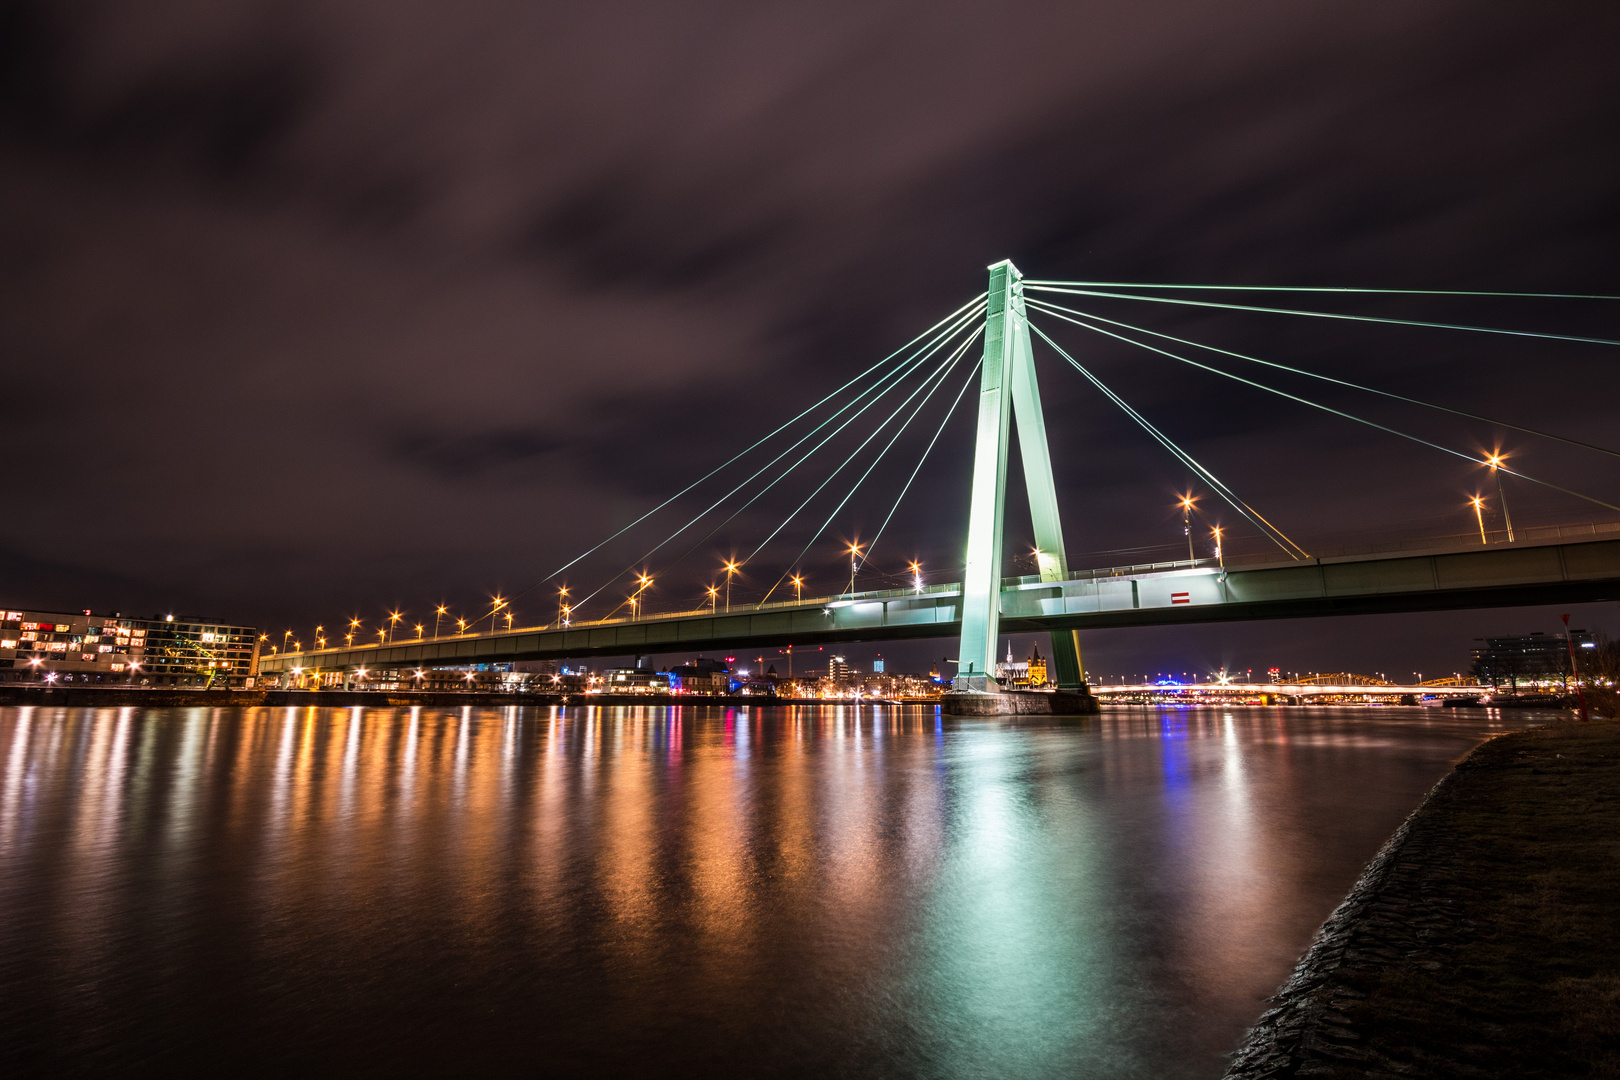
4;0;1618;674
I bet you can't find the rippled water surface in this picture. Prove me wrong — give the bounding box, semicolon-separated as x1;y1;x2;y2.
0;704;1539;1077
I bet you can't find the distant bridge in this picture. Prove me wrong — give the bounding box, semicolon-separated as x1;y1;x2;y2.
1088;682;1485;699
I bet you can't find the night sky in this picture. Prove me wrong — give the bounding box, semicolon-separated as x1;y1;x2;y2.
4;1;1618;677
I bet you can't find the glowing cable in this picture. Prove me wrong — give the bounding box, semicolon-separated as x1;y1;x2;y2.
1025;297;1620;459
753;328;981;605
1023;284;1620;348
1028;304;1620;516
492;292;986;616
861;355;983;569
1025;280;1620;301
575;308;984;614
1030;322;1309;559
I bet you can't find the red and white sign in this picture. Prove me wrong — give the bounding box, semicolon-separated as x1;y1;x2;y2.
1171;592;1191;605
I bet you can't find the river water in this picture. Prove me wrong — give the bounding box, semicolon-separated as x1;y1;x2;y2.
0;704;1546;1078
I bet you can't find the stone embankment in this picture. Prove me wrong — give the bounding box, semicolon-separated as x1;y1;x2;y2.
1225;720;1620;1079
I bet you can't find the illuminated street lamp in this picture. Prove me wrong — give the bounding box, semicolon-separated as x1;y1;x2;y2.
723;560;739;613
557;586;569;629
1211;526;1224;570
415;624;424;640
1486;453;1515;542
846;541;863;597
489;596;505;634
1470;495;1488;545
387;611;402;643
707;585;719;614
434;605;447;638
1179;493;1197;563
282;629;293;653
457;618;467;635
908;561;922;594
561;604;571;627
792;574;805;603
377;628;386;644
504;612;513;630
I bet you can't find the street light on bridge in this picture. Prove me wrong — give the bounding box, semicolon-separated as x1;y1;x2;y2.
908;561;922;593
434;605;447;638
1211;526;1224;570
1470;495;1489;545
1486;452;1515;542
792;574;805;603
707;585;719;614
1179;494;1197;563
557;586;569;628
845;541;863;597
723;561;739;613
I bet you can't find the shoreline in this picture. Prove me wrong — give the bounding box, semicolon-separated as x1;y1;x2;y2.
1224;720;1620;1078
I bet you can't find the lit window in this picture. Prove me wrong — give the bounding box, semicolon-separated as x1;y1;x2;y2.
0;639;16;649
46;642;67;652
111;663;125;671
20;632;36;641
98;644;112;652
21;622;38;631
54;624;69;632
4;612;21;621
201;632;215;642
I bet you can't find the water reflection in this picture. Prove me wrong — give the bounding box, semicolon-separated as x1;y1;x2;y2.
0;704;1532;1078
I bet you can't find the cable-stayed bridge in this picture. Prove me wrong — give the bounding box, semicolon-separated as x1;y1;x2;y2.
262;261;1620;688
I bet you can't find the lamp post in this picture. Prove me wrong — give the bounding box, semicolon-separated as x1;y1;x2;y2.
314;625;323;651
707;586;719;614
456;618;467;635
792;574;805;603
724;561;739;614
415;624;424;640
846;541;863;597
434;605;447;638
1211;526;1224;570
489;597;504;634
908;561;922;594
1180;494;1196;563
1470;496;1488;545
387;611;402;643
557;586;569;629
633;574;652;621
1487;454;1515;542
282;629;293;654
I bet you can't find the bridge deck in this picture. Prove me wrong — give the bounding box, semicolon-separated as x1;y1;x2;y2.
259;535;1620;673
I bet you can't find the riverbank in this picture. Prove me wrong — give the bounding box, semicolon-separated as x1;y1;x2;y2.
1225;719;1620;1079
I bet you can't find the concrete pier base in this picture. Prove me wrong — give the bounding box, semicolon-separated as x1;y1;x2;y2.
940;684;1101;716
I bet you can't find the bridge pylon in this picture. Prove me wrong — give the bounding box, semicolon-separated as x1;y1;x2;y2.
955;260;1085;691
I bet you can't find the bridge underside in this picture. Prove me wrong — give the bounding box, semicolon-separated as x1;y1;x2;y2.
259;537;1620;674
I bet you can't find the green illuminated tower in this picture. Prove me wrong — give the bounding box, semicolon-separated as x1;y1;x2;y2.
955;260;1084;691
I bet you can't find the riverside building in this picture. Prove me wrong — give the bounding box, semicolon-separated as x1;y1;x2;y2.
0;607;260;687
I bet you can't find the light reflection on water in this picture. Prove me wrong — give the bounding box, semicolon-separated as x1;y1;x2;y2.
0;704;1538;1078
